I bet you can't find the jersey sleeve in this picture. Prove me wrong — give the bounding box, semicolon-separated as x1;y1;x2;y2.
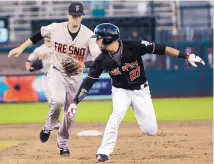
87;57;103;79
27;47;40;62
132;40;155;55
88;38;101;61
40;22;56;38
131;40;166;56
87;29;101;61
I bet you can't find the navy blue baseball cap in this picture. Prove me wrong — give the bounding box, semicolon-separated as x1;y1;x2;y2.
68;2;85;16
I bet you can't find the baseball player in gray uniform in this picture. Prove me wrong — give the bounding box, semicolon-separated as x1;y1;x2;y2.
8;2;101;156
25;37;60;130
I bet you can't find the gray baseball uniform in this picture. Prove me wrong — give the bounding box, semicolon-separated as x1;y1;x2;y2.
40;22;101;149
28;44;53;102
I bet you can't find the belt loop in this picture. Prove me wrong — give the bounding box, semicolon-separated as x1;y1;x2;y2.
144;81;148;88
140;84;144;89
141;81;148;89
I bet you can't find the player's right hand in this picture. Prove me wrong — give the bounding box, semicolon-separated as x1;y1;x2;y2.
67;102;77;118
8;47;24;58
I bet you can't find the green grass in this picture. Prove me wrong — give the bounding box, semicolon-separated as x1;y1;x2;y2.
0;98;212;124
0;141;19;151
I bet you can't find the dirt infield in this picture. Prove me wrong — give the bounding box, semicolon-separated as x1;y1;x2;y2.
0;121;212;164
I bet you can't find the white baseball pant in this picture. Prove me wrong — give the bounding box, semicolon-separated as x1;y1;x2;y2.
97;83;158;156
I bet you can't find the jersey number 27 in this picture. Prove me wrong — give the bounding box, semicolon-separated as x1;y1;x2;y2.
129;66;140;81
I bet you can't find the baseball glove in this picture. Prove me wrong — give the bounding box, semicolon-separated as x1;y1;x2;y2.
61;57;85;76
29;59;43;72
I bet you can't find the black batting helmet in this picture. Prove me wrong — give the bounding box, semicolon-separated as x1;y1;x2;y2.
91;23;120;45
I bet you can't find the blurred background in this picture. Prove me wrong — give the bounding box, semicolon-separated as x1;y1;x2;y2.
0;0;213;102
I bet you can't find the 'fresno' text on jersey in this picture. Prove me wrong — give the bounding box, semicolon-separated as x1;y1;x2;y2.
54;42;86;56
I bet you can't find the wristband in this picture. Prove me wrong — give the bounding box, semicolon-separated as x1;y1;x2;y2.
178;52;189;59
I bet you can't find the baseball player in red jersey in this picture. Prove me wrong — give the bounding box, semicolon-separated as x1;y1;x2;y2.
8;2;101;156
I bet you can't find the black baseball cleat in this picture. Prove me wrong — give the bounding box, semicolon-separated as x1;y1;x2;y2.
96;154;109;162
40;129;51;143
60;148;70;157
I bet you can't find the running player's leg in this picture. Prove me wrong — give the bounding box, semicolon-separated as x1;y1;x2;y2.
57;75;82;152
42;73;61;130
97;87;131;157
131;83;157;136
44;66;65;131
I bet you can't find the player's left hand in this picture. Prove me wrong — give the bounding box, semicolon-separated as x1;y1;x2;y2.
67;102;77;118
187;54;205;67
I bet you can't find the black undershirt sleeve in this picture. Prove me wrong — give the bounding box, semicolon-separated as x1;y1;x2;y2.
30;31;43;44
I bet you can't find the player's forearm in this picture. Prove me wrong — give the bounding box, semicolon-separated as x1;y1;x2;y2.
165;47;188;59
73;77;97;104
153;44;188;59
19;39;33;52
